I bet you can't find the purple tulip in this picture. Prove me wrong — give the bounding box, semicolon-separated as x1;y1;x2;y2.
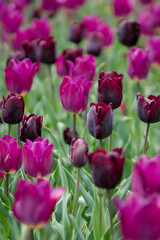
117;20;141;47
12;179;65;228
87;102;114;139
138;8;155;35
68;55;96;82
63;127;78;145
2;93;24;124
151;4;160;29
115;193;160;240
136;93;160;123
13;0;31;10
60;75;93;114
20;114;43;142
0;135;21;174
6;51;25;67
97;71;123;109
42;0;61;13
19;137;54;178
68;23;85;44
127;47;151;80
56;47;83;77
140;0;153;4
132;154;160;197
146;37;160;65
89;148;125;189
86;32;104;56
70;138;88;168
4;58;40;95
112;0;135;17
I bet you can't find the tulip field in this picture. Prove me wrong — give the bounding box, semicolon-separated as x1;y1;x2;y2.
1;0;160;239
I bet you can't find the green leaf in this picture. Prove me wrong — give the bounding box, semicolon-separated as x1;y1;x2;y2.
70;214;85;240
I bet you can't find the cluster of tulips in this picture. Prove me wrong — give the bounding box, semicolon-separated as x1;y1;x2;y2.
0;0;160;239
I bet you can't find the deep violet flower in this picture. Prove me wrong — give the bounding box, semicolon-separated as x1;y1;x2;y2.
70;138;88;167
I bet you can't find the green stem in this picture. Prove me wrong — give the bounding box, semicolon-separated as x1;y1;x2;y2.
6;174;9;198
106;190;114;240
8;124;11;135
73;114;76;138
143;123;150;154
108;134;112;152
99;139;102;149
73;168;80;217
17;123;20;146
99;195;102;237
28;229;33;240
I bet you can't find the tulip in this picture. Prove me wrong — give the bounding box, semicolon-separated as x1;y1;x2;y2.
138;8;155;35
85;32;104;56
0;172;4;180
38;37;56;64
132;154;160;197
89;148;125;189
13;0;31;10
0;135;21;174
115;193;160;240
112;0;135;17
136;93;160;123
12;179;65;228
68;23;85;44
42;0;61;13
60;75;93;114
56;47;83;77
63;127;78;145
87;102;114;139
97;71;123;109
23;40;38;63
127;47;151;81
146;37;160;65
4;58;40;95
6;51;25;67
140;0;153;3
70;138;88;168
20;114;43;142
2;93;24;124
117;20;141;47
19;137;54;178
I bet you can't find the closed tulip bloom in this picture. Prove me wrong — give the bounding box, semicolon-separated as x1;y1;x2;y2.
127;47;151;80
56;47;83;77
115;193;160;240
87;102;114;139
12;179;65;228
4;58;40;95
146;37;160;65
38;37;56;64
138;8;155;35
132;154;160;197
19;137;54;178
60;75;93;114
117;20;141;47
23;40;38;63
70;138;88;167
20;114;43;142
0;135;21;174
2;93;24;124
112;0;135;17
86;32;104;56
68;23;85;44
89;148;125;189
97;71;123;109
63;127;78;145
136;93;160;123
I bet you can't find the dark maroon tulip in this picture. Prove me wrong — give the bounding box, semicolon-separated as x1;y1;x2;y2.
23;40;38;62
63;127;78;145
38;37;56;64
97;71;123;109
86;32;104;56
89;148;125;189
137;93;160;123
20;114;43;142
70;138;88;168
117;20;141;47
87;102;114;139
2;93;24;124
6;51;25;67
68;23;85;44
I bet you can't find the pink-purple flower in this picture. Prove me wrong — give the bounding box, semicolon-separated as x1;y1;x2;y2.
146;37;160;65
112;0;135;17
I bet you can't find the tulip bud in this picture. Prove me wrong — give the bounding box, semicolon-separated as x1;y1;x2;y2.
68;23;84;44
38;37;56;64
12;179;65;228
146;37;160;65
63;127;78;145
70;138;88;168
2;93;24;124
20;114;43;142
136;93;160;123
19;137;54;178
89;148;125;189
87;102;114;139
60;75;93;114
97;71;123;109
127;47;151;80
113;0;135;17
117;20;141;47
0;135;21;174
85;32;104;56
23;40;38;62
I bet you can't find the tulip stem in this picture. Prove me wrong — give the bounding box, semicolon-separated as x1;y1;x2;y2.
99;195;102;237
73;168;80;217
5;174;9;198
108;134;112;152
17;123;20;146
99;139;102;148
8;124;11;135
106;190;114;240
143;123;150;154
73;114;76;138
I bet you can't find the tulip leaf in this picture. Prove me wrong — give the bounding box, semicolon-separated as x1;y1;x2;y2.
0;211;10;238
70;214;85;240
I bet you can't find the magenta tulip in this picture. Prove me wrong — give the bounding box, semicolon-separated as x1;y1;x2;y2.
140;0;153;3
0;135;21;174
146;37;160;65
127;47;151;80
42;0;61;13
112;0;135;17
60;75;93;114
4;58;40;95
12;179;65;228
19;137;54;178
